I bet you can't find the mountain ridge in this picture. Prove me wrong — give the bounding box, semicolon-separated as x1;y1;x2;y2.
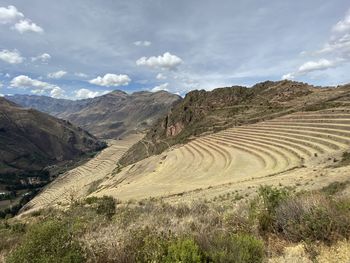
6;90;181;139
119;80;350;166
0;97;105;183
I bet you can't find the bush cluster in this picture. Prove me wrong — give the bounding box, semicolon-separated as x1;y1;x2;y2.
115;227;263;263
6;220;85;263
85;195;116;219
251;185;350;244
2;184;350;262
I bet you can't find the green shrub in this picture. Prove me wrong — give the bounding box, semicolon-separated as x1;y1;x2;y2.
321;181;349;195
7;220;84;263
204;233;264;263
122;228;204;263
258;185;289;214
96;196;116;219
301;207;334;242
85;196;99;204
335;152;350;167
275;193;350;243
85;196;116;219
251;185;289;233
116;227;163;262
165;238;204;263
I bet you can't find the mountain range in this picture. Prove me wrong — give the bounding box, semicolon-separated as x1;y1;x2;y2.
6;90;181;139
0;97;106;196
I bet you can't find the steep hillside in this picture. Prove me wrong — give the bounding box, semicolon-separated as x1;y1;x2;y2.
24;96;350;210
0;97;106;204
6;90;181;139
119;80;349;165
17;82;350;263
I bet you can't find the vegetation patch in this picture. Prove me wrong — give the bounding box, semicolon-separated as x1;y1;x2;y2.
335;152;350;167
1;186;350;262
85;195;116;219
321;181;350;196
6;220;85;263
86;179;103;195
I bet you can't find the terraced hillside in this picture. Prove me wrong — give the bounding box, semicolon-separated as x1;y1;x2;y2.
21;134;142;214
88;106;350;201
120;80;350;166
21;91;350;214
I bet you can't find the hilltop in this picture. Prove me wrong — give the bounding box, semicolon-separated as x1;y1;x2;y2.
120;80;348;165
6;90;181;139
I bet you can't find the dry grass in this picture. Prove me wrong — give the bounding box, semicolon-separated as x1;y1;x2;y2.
317;240;350;263
3;184;350;262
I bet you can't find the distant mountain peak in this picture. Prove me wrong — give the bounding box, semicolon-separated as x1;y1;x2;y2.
7;90;181;139
110;90;128;96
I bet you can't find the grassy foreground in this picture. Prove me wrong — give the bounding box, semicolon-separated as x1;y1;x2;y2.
1;184;350;263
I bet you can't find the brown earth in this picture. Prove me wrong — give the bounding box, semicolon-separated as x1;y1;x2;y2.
0;97;105;176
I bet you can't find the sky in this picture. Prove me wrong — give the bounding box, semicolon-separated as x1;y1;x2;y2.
0;0;350;99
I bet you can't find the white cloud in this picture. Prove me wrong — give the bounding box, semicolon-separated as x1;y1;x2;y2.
283;59;340;80
333;10;350;33
74;88;110;99
89;73;131;87
50;87;64;98
31;53;51;63
134;40;152;47
11;75;53;89
30;89;45;95
151;83;169;92
0;94;4;97
136;52;183;70
0;82;3;88
0;49;24;64
281;73;295;80
13;19;43;33
0;5;23;24
0;5;43;34
74;72;88;78
5;73;10;78
298;59;337;74
156;73;167;80
10;75;64;98
47;70;67;79
282;9;350;80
